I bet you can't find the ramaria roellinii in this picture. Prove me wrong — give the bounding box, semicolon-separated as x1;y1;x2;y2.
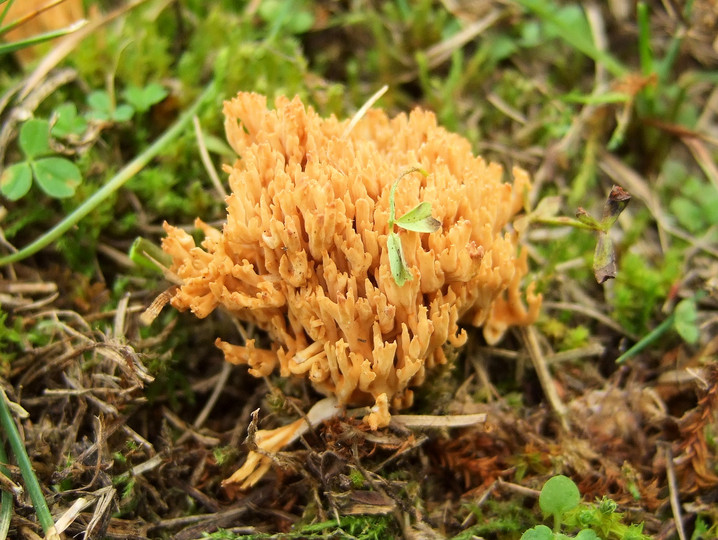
161;92;541;487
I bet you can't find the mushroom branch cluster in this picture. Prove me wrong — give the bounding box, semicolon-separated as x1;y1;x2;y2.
162;92;541;487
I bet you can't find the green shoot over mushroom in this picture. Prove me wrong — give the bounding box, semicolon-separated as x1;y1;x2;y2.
387;167;441;286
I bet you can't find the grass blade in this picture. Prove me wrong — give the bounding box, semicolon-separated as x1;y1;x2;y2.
637;2;653;77
0;390;54;535
513;0;627;77
0;441;12;539
0;20;87;55
615;315;674;364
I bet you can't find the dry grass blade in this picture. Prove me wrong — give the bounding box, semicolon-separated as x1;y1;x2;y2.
82;486;116;540
423;8;503;68
192;115;228;199
521;326;569;430
391;413;487;428
665;445;687;540
341;85;388;139
53;496;92;535
683;136;718;191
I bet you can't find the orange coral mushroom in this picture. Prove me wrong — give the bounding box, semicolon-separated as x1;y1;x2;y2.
162;92;541;486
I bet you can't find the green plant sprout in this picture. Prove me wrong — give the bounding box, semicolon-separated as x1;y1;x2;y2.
519;186;631;284
51;103;89;139
84;83;167;123
123;83;169;113
1;118;82;200
521;475;651;540
575;185;631;284
386;167;441;286
48;82;168;150
86;90;134;123
540;475;581;533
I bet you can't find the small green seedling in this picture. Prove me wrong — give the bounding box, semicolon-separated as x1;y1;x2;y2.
1;119;82;200
575;185;631;284
51;103;89;139
521;525;599;540
521;475;651;540
85;83;167;123
122;83;169;113
517;185;631;284
87;90;135;123
386;167;441;286
539;475;581;533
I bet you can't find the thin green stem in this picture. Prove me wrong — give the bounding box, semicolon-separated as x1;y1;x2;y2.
388;180;398;228
0;439;12;539
388;166;426;228
0;21;87;55
0;82;217;266
0;390;54;534
534;216;596;231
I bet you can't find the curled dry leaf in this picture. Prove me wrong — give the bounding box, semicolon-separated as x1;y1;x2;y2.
577;184;632;284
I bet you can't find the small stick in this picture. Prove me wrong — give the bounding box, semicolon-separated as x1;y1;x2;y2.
521;326;569;431
391;413;486;428
192;361;232;430
664;445;687;540
193;115;228;199
497;478;541;498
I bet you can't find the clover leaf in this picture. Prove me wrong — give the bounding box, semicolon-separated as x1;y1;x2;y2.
87;90;134;122
1;163;33;200
673;296;699;344
51;103;88;138
0;119;82;201
19;118;53;158
123;83;168;113
33;157;82;198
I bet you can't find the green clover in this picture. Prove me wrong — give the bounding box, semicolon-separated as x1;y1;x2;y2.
1;119;82;201
122;83;168;113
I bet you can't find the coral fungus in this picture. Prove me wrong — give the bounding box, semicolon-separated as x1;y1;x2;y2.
162;92;541;486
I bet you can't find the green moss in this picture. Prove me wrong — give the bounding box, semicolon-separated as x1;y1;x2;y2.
539;317;590;352
612;249;683;335
455;499;536;540
204;515;399;539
